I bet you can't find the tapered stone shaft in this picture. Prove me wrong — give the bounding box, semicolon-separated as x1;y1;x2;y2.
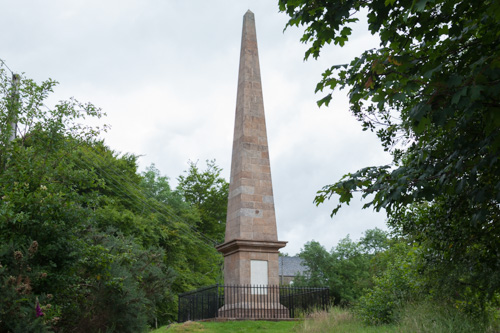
216;10;286;288
226;10;278;243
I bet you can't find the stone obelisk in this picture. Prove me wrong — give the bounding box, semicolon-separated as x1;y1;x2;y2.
216;10;287;318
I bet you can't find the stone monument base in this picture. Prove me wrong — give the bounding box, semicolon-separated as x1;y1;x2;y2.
218;302;289;319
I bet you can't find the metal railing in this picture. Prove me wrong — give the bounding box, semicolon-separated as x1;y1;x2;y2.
178;284;329;322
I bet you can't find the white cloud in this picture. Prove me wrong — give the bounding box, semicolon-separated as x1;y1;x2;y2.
1;0;391;255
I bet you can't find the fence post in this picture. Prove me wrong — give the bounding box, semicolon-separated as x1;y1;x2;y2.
215;283;219;318
177;294;181;323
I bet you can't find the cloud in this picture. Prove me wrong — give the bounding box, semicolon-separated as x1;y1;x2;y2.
1;0;391;255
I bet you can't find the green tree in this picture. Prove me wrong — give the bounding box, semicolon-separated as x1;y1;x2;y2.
279;0;500;309
176;159;229;242
0;66;107;331
0;66;177;331
387;201;499;314
140;164;224;320
296;241;332;288
359;227;390;255
296;229;390;305
356;241;423;325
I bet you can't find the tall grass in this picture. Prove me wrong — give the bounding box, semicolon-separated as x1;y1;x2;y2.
294;307;398;333
397;301;500;333
155;302;499;332
295;302;499;333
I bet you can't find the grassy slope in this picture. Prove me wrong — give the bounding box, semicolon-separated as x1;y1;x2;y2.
151;309;397;333
152;320;300;333
153;319;397;333
152;304;499;333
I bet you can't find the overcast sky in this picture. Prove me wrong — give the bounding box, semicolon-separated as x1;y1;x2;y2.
1;0;392;255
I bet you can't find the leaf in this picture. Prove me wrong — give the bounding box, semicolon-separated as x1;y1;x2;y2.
414;0;429;12
451;87;468;105
423;64;443;79
365;76;374;89
469;85;483;101
409;103;430;122
317;94;332;107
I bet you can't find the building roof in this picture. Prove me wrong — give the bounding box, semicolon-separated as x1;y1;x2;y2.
279;256;308;276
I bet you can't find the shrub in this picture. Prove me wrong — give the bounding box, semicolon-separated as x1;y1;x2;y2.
0;241;52;333
60;230;175;332
355;243;422;325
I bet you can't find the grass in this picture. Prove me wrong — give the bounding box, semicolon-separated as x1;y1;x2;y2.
152;303;499;332
151;309;397;333
151;320;299;333
397;301;500;333
294;307;398;333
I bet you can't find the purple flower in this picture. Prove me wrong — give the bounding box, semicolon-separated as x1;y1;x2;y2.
36;301;44;317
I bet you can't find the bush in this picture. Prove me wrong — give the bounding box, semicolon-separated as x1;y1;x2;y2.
60;230;175;332
355;243;422;325
0;241;53;333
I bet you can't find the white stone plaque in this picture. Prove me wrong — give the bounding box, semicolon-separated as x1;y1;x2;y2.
251;260;268;294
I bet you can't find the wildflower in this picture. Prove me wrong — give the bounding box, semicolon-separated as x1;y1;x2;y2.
47;294;53;299
13;251;23;262
16;282;32;295
36;299;44;318
28;241;39;256
40;185;47;190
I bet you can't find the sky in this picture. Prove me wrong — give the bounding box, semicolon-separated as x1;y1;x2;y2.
1;0;392;255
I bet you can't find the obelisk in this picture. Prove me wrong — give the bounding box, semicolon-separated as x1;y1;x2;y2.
216;10;287;318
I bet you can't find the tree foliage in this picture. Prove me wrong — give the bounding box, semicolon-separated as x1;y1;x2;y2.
177;159;229;242
279;0;500;309
0;66;225;332
295;228;390;305
355;241;423;324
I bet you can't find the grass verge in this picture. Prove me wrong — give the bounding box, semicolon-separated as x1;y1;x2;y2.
294;307;398;333
152;302;499;332
151;320;300;333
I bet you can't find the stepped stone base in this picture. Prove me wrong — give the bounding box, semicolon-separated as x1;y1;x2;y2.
218;302;289;319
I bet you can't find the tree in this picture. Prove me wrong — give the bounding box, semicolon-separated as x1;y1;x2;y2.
140;164;226;323
0;66;108;331
296;241;332;288
176;159;229;242
279;0;500;308
0;66;178;331
296;229;390;305
358;227;390;255
356;241;423;325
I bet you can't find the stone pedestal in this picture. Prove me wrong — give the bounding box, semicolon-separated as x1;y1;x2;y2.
217;241;288;318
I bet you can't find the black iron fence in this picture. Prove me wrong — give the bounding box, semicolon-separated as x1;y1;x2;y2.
178;285;329;322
